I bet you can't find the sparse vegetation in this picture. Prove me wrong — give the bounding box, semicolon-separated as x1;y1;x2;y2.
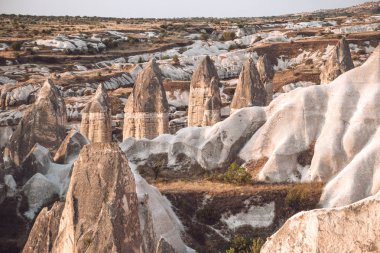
285;184;312;209
172;54;180;65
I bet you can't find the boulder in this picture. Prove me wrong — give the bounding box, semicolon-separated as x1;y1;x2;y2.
53;129;89;164
256;54;274;105
53;143;143;252
231;57;266;112
5;79;67;165
320;37;354;84
22;173;60;219
188;56;221;127
123;59;169;140
80;84;112;143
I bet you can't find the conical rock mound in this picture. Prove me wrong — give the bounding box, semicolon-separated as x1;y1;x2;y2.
5;79;67;165
53;143;143;253
231;58;267;111
80;84;112;143
188;56;221;126
123;59;169;140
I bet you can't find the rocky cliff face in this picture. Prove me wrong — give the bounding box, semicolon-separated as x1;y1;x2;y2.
80;84;112;143
320;37;354;84
188;56;221;127
123;59;169;140
52;143;142;253
5;79;67;165
230;58;267;111
261;194;380;253
256;54;275;105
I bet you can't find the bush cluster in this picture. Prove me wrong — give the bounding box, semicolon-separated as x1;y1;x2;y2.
222;162;252;185
226;236;265;253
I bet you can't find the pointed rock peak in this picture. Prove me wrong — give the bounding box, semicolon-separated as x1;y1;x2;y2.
142;58;161;77
37;78;62;103
191;55;219;89
257;54;274;83
95;83;107;96
335;37;354;67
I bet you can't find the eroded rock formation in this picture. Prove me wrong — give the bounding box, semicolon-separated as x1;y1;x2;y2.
256;54;275;105
188;56;221;127
123;59;169;140
320;37;354;84
80;84;112;143
230;58;267;112
122;45;380;207
261;194;380;253
53;143;142;252
5;79;67;165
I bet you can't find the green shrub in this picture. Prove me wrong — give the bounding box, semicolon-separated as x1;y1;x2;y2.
225;236;265;253
172;54;180;65
223;162;252;185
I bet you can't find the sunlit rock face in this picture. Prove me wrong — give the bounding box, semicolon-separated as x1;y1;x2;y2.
261;194;380;253
53;143;142;253
320;37;354;84
80;84;112;143
5;79;67;165
230;57;267;112
256;54;274;105
123;59;169;140
188;56;221;127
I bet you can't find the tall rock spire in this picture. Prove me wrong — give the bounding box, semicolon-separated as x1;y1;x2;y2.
5;79;67;165
80;83;112;143
231;58;267;112
123;59;169;140
320;37;354;84
256;54;275;105
202;77;222;126
188;56;221;127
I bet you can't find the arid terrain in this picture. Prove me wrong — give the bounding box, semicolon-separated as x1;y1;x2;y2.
0;1;380;253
